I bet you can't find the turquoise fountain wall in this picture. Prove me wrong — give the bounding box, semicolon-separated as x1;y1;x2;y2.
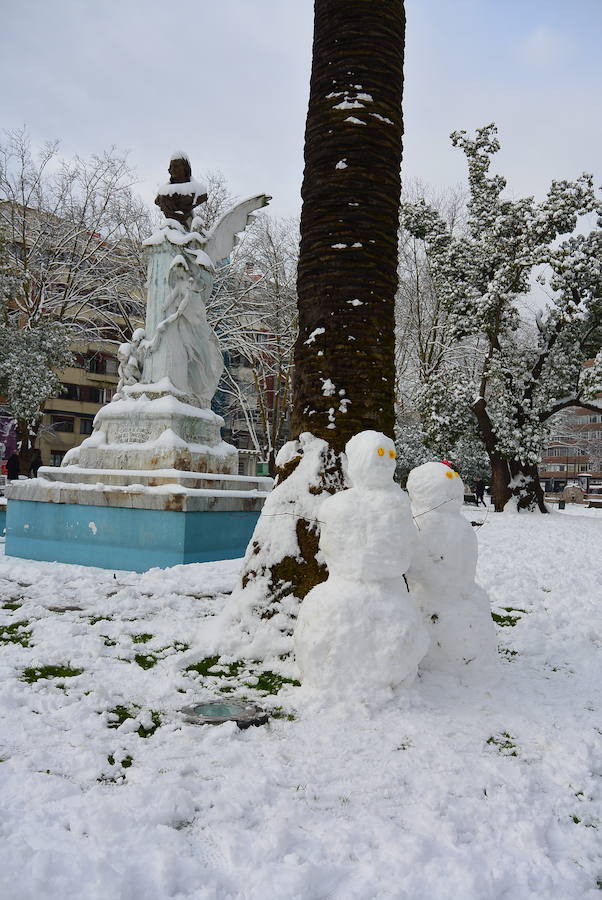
5;500;259;572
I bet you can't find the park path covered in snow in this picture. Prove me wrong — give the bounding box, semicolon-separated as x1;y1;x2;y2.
0;507;601;899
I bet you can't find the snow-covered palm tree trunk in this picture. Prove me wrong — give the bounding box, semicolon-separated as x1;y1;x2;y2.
237;0;406;621
293;0;405;449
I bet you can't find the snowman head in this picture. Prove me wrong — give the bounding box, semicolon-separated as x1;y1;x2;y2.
406;461;464;515
345;430;397;490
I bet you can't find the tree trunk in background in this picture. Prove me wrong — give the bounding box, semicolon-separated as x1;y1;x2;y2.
473;399;548;513
293;0;405;450
508;460;548;513
237;0;406;621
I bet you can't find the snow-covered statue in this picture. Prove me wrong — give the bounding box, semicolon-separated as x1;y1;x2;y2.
136;153;270;407
115;327;146;397
294;431;429;704
405;461;497;678
62;155;270;474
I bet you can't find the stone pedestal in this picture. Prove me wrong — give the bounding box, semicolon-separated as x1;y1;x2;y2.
5;467;272;572
64;383;238;475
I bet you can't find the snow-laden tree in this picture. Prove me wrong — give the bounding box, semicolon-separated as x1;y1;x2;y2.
395;415;489;488
400;124;602;512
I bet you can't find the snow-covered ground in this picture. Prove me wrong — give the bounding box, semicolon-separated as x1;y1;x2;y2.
0;507;601;899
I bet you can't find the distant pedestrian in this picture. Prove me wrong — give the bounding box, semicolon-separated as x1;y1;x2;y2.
6;452;20;481
29;450;42;478
475;478;487;507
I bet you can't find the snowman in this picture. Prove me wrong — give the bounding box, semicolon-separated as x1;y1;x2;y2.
405;461;497;678
294;431;429;703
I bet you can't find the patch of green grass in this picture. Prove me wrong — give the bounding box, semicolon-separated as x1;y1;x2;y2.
492;607;528;627
486;731;518;757
101;635;117;647
21;664;84;683
2;601;22;611
248;671;300;695
132;633;153;644
89;615;112;625
498;647;518;659
106;754;133;770
271;706;296;721
106;705;161;738
492;612;519;627
134;653;158;670
185;658;300;697
185;656;244;678
0;621;32;647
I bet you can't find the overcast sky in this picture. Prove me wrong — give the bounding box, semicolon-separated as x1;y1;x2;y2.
1;0;601;220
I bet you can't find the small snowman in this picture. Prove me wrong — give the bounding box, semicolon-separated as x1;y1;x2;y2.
294;430;429;703
405;461;497;678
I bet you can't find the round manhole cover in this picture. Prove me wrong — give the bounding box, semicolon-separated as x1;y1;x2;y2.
181;701;268;729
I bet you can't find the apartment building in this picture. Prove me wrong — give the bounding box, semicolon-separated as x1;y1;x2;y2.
539;407;602;494
38;343;120;467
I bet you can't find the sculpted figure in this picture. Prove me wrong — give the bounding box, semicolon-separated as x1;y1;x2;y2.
115;328;146;397
133;154;270;407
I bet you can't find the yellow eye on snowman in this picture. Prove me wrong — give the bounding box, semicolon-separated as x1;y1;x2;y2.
389;449;396;459
377;447;385;457
445;471;454;479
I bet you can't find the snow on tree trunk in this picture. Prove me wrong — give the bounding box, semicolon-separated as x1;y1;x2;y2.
230;0;406;646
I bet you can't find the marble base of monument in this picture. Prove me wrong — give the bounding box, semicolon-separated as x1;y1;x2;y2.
5;467;272;573
65;384;238;476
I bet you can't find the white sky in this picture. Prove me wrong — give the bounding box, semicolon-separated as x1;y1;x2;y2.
1;0;601;219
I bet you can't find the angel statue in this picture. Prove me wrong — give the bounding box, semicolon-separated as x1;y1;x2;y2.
137;153;270;408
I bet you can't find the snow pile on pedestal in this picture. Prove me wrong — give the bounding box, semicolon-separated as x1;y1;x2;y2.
406;461;497;678
294;431;429;704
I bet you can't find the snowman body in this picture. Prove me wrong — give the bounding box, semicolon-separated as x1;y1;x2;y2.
406;462;497;676
294;432;429;701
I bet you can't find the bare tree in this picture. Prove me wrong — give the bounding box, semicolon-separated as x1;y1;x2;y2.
216;217;297;471
0;128;152;342
0;129;152;459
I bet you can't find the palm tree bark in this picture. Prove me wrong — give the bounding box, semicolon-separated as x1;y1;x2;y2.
238;0;406;617
293;0;406;449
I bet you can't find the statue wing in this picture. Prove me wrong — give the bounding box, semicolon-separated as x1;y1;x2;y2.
203;194;271;265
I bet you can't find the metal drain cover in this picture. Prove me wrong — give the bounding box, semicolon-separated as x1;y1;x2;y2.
181;701;268;729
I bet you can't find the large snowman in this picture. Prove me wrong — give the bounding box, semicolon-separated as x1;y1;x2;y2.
294;431;429;703
405;461;497;678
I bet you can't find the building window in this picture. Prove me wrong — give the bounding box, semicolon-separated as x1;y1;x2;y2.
51;415;74;433
79;418;94;434
102;388;116;403
105;357;118;375
79;385;103;404
62;383;80;401
50;450;65;467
